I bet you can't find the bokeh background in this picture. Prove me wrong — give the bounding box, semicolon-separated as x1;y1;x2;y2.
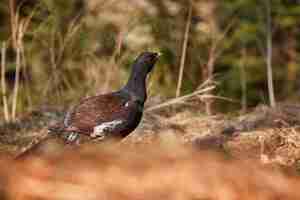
1;0;300;119
1;2;300;199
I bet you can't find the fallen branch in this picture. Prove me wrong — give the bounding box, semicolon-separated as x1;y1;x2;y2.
146;86;215;112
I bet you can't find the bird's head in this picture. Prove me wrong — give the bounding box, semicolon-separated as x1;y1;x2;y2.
124;51;160;101
135;51;160;73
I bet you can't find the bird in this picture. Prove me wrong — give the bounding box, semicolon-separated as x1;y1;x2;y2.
15;52;159;159
48;51;160;144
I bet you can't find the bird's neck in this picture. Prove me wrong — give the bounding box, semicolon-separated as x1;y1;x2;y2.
123;64;147;102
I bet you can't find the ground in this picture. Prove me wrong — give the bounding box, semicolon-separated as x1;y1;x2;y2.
1;103;300;199
1;103;300;167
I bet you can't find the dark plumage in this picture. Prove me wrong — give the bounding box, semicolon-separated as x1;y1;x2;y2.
49;51;159;143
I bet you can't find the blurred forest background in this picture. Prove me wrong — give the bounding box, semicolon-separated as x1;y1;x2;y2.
1;0;300;122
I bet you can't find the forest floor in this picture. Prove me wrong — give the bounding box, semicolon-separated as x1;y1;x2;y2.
1;103;300;199
1;103;300;168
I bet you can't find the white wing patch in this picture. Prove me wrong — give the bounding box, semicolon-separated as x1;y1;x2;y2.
67;132;79;142
91;120;123;138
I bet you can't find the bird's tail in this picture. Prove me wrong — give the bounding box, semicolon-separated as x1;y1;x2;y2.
16;121;66;160
15;134;49;160
15;134;66;160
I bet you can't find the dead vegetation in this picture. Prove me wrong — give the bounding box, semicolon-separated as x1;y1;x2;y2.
2;102;300;164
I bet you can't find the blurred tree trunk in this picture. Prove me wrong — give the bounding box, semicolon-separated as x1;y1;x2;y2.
196;0;218;115
265;0;276;108
202;47;216;115
240;47;247;113
285;30;297;95
9;0;17;49
176;1;192;97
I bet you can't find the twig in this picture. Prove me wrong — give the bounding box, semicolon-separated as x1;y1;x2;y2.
21;8;36;110
43;17;83;99
11;3;33;120
1;42;10;122
9;0;17;49
202;18;236;115
198;94;238;103
176;1;192;97
146;85;215;112
9;1;35;120
10;2;23;121
265;0;276;107
212;18;237;61
12;40;21;120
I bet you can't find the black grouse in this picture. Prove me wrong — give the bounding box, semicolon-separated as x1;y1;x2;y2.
48;51;159;143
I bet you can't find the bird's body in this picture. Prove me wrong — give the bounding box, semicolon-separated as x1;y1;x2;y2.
55;91;143;140
48;51;159;143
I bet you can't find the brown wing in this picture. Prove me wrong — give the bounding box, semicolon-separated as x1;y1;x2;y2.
64;93;131;134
